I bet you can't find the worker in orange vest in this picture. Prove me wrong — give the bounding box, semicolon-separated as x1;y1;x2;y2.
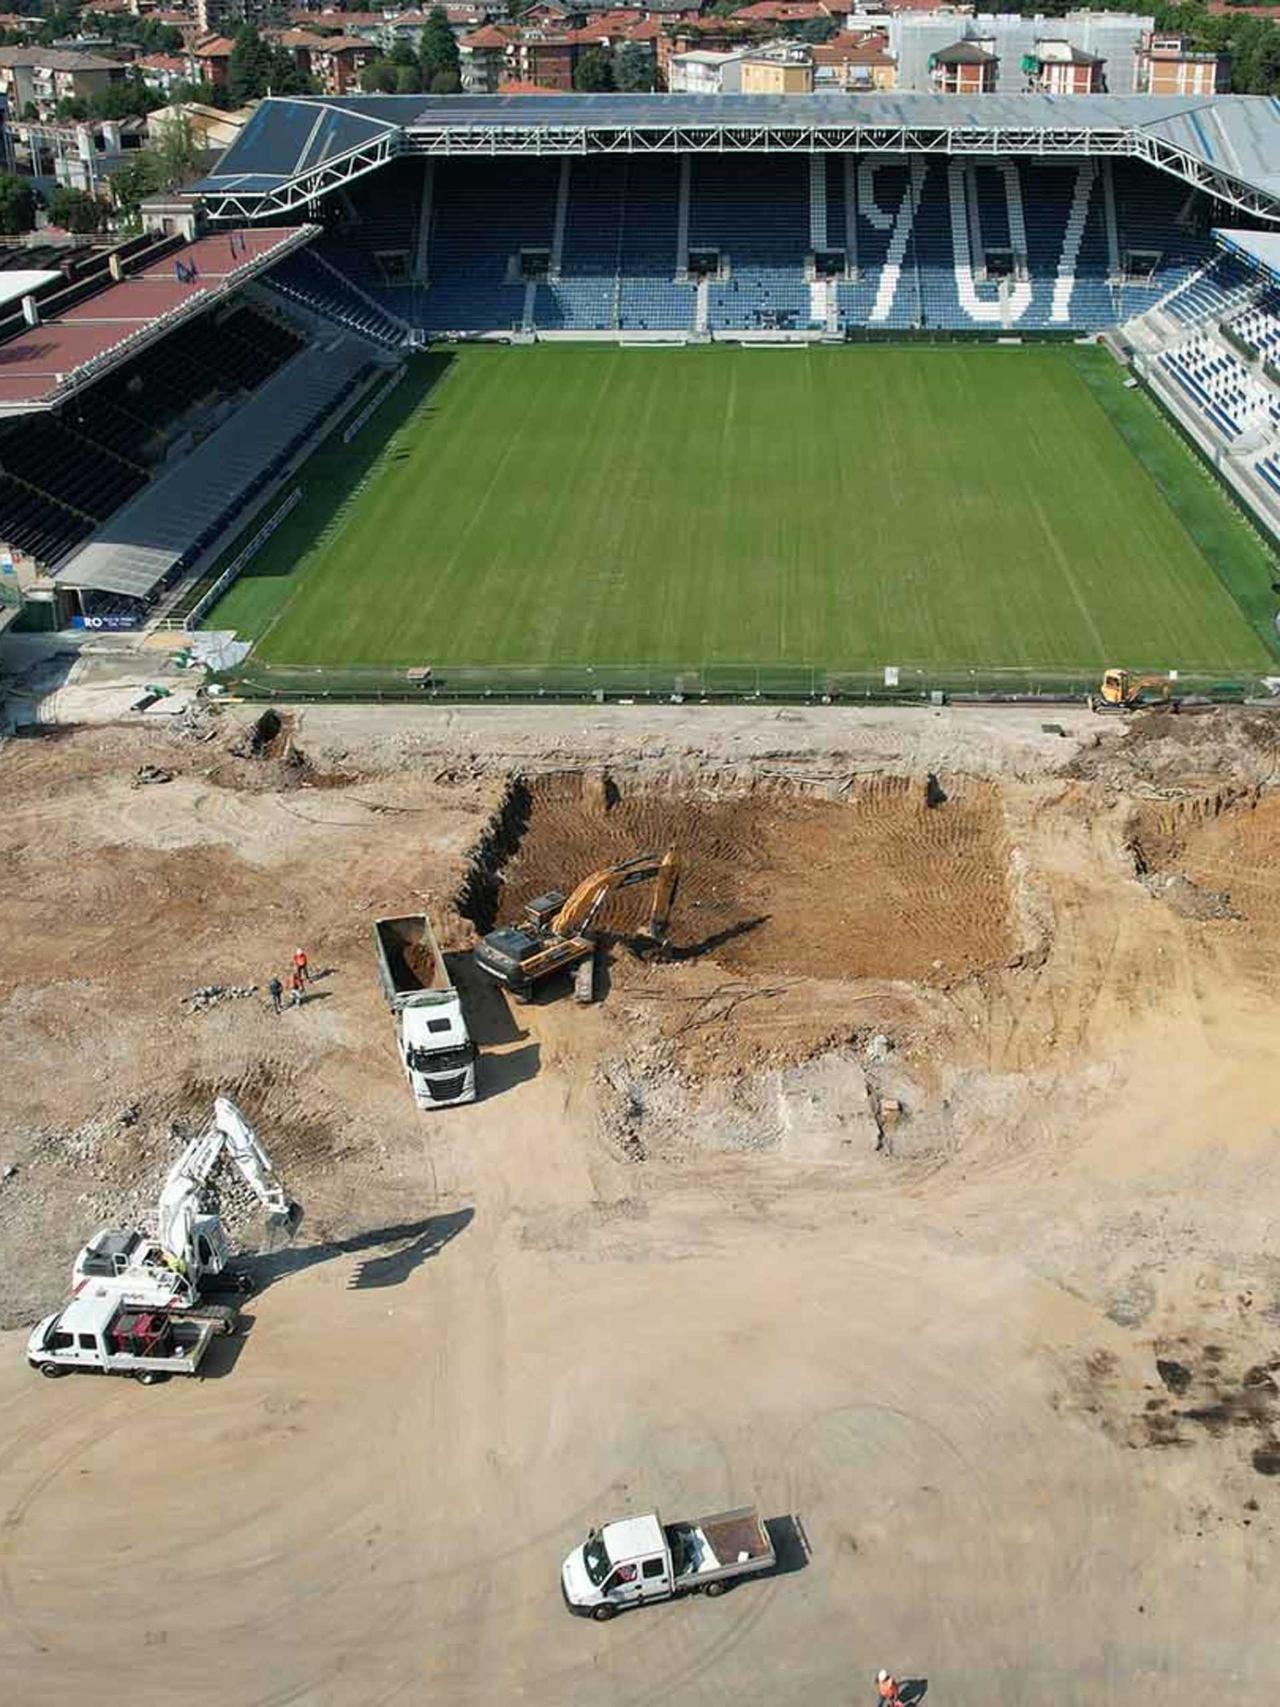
876;1671;903;1706
293;946;310;985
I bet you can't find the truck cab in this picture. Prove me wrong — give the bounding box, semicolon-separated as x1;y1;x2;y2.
373;916;477;1109
562;1515;676;1618
400;996;477;1108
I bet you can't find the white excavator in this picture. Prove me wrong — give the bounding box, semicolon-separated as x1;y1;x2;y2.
71;1096;302;1323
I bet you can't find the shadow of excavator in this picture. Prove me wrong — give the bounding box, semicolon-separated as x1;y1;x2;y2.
243;1207;474;1293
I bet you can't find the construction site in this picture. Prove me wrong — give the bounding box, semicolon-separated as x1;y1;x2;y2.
3;696;1280;1704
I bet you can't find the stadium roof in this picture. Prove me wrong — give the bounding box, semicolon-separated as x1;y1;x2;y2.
1215;226;1280;289
193;91;1280;223
0;227;313;414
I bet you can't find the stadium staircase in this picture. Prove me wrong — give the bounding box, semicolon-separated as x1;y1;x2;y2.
313;155;1237;341
264;249;407;348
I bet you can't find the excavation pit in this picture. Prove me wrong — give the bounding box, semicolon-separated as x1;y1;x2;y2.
457;772;1017;986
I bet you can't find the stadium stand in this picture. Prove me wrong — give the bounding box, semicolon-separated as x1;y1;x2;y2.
56;334;372;604
264;248;407;347
307;151;1221;339
0;298;307;573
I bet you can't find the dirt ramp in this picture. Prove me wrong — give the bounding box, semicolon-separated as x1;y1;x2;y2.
462;772;1016;986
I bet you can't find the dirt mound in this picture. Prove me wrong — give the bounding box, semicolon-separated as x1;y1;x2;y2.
461;771;1016;987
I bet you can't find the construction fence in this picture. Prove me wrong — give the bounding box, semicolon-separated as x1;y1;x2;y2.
214;661;1274;706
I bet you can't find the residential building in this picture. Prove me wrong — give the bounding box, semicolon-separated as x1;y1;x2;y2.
135;51;189;94
307;33;377;92
667;46;747;91
739;39;813;91
187;33;234;87
0;48;129;120
890;11;1154;96
929;37;997;92
732;1;826;22
147;97;252;151
812;29;895;89
1023;38;1105;93
659;19;763;83
504;29;578;88
1134;30;1230;94
195;0;279;33
23;115;146;195
460;22;515;91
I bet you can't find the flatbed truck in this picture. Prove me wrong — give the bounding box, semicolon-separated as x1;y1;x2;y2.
561;1506;775;1620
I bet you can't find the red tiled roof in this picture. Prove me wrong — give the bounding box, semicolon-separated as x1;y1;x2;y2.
136;53;187;71
462;23;516;46
734;1;825;18
814;32;891;64
193;35;235;56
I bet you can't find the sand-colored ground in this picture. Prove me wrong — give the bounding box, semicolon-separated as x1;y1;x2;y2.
2;703;1280;1705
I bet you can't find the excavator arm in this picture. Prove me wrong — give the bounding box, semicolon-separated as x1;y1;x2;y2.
475;850;682;999
155;1097;301;1269
1094;669;1175;712
550;852;680;938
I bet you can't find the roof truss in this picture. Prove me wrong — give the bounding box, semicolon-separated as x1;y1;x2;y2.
200;118;1280;225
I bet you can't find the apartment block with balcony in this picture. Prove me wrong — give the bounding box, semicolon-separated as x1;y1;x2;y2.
1135;31;1230;95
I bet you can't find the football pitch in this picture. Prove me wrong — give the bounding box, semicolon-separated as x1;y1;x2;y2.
209;343;1279;679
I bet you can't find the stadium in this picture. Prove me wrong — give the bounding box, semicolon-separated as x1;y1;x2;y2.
7;88;1280;698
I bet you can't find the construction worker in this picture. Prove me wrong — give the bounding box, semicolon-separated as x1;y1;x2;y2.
293;946;310;985
268;976;283;1015
876;1671;903;1706
289;967;305;1008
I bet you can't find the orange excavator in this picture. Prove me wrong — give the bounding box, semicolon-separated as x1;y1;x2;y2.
1089;669;1178;714
473;850;681;1003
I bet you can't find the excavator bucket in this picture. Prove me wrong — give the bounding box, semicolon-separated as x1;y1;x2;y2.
268;1199;304;1238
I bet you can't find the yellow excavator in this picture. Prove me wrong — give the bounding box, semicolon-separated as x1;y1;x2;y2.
1089;669;1177;714
473;850;681;1002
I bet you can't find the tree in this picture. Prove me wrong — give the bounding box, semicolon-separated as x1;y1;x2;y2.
172;79;217;106
395;62;423;93
799;16;835;42
90;74;161;121
228;24;275;104
151;112;202;191
269;47;317;96
110;153;159;219
0;173;36;235
48;186;106;233
573;47;615;91
614;40;655;91
56;95;89;120
419;5;460;88
428;67;461;92
360;56;401;92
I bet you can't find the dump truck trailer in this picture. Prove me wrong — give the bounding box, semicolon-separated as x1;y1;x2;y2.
373;915;477;1108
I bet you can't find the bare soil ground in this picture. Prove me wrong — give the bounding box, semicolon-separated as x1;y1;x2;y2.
3;701;1280;1705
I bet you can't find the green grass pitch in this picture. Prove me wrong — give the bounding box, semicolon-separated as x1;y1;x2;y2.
208;344;1278;677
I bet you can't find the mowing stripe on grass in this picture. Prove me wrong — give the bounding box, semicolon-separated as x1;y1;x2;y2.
206;345;1277;677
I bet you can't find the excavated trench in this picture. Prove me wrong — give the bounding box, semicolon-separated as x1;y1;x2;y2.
455;769;1018;986
1129;785;1280;933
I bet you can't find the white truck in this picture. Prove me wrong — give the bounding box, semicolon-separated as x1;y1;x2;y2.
561;1507;775;1621
373;915;477;1109
27;1294;217;1385
72;1096;301;1321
